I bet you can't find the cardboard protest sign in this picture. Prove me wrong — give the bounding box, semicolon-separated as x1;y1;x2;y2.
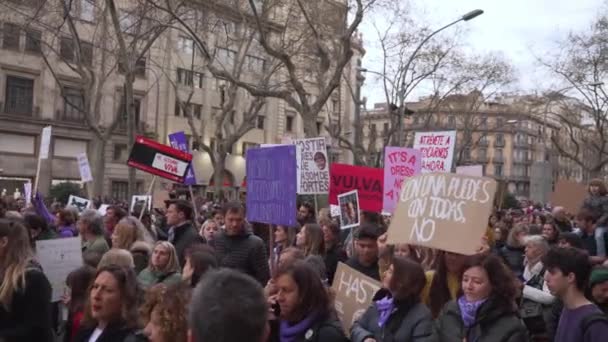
332;262;381;333
456;165;484;177
383;147;421;213
294;138;329;194
39;126;52;159
338;190;360;229
168;131;197;185
550;180;588;214
387;173;497;255
329;164;383;213
36;237;83;302
76;152;93;183
67;195;91;213
246;145;297;226
130;195;152;214
413;131;456;173
127;136;193;183
23;182;32;206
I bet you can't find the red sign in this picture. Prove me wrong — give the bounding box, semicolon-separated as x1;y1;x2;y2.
127;136;193;183
329;164;384;213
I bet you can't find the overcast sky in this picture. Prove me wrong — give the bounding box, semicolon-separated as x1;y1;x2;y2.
359;0;603;106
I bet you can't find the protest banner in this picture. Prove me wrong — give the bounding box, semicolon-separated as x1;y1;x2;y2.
168;131;197;185
246;145;297;226
76;152;93;183
329;164;383;212
34;126;52;193
130;195;152;214
67;195;91;213
413;131;456;173
456;165;484;177
387;173;497;255
97;204;109;216
23;182;32;206
127;136;192;183
332;262;381;333
383;147;421;213
550;180;587;215
338;190;360;229
294;138;329;194
36;237;83;302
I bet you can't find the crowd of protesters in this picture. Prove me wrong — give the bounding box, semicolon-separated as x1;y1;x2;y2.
2;179;608;342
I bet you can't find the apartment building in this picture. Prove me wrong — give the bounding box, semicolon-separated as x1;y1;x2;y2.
0;0;361;200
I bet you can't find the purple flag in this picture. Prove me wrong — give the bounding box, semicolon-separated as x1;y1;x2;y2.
246;145;297;226
168;131;197;185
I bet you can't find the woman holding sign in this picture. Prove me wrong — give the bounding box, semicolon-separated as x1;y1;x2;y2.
351;256;434;342
433;254;528;342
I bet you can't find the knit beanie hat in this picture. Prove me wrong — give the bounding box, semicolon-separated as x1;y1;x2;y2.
590;268;608;288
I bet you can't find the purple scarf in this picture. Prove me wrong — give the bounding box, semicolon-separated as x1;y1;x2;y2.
375;295;395;327
457;296;487;328
280;312;319;342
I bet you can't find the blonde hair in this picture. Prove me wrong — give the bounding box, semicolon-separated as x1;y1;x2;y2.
98;249;135;270
112;222;139;250
151;241;181;272
0;219;34;310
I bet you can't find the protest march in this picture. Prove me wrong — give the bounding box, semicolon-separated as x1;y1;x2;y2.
2;125;608;342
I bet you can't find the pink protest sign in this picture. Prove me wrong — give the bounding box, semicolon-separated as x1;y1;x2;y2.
383;147;421;213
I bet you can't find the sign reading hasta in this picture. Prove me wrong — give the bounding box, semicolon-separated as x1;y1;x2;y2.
387;173;497;255
332;262;381;333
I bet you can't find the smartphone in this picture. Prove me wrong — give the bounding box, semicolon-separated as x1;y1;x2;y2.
271;302;281;317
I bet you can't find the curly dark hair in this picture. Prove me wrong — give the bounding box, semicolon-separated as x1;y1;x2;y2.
460;254;518;310
140;283;191;342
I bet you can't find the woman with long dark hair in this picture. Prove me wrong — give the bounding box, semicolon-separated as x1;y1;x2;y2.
73;265;141;342
0;219;54;342
351;256;433;341
63;266;96;342
433;254;528;342
541;222;560;246
296;223;325;257
268;261;347;341
422;251;467;318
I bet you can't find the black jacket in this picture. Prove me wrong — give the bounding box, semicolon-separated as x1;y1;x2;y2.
351;289;434;342
498;245;525;278
169;221;205;267
0;267;54;342
73;321;140;342
554;218;573;233
324;243;347;285
212;227;270;285
433;298;528;342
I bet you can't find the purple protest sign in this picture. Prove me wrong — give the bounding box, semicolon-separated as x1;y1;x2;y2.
383;147;421;213
246;145;297;226
168;131;197;185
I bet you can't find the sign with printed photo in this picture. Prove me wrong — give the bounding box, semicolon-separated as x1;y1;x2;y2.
67;195;91;213
387;173;497;255
130;195;152;214
294;137;329;194
413;130;456;173
338;190;360;229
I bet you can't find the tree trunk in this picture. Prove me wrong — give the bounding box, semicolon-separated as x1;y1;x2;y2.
124;78;137;199
302;113;319;138
213;151;228;201
89;135;107;199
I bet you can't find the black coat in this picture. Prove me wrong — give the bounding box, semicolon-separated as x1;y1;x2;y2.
351;289;434;342
433;298;528;342
324;243;347;285
498;245;525;278
169;221;205;267
0;268;54;342
212;228;270;285
73;321;140;342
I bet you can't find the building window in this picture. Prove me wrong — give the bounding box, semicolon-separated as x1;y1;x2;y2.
5;76;34;115
177;68;204;88
118;58;146;77
495;148;503;161
177;36;194;54
174;101;202;119
494;164;503;177
118;98;141;131
332;99;338;113
111;181;128;201
257;115;265;129
316;121;323;133
246;55;266;73
479;117;487;128
495;133;504;146
448;115;456;127
113;144;128;162
3;23;20;50
80;0;96;22
285;115;294;132
496;117;504;127
383;122;389;135
62;87;85;121
478;148;487;160
215;47;236;67
60;37;74;61
25;29;41;54
60;38;93;65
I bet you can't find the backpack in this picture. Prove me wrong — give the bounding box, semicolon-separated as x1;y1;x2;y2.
580;312;608;337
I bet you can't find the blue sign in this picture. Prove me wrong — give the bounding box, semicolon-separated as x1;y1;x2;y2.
168;131;197;185
246;145;297;226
